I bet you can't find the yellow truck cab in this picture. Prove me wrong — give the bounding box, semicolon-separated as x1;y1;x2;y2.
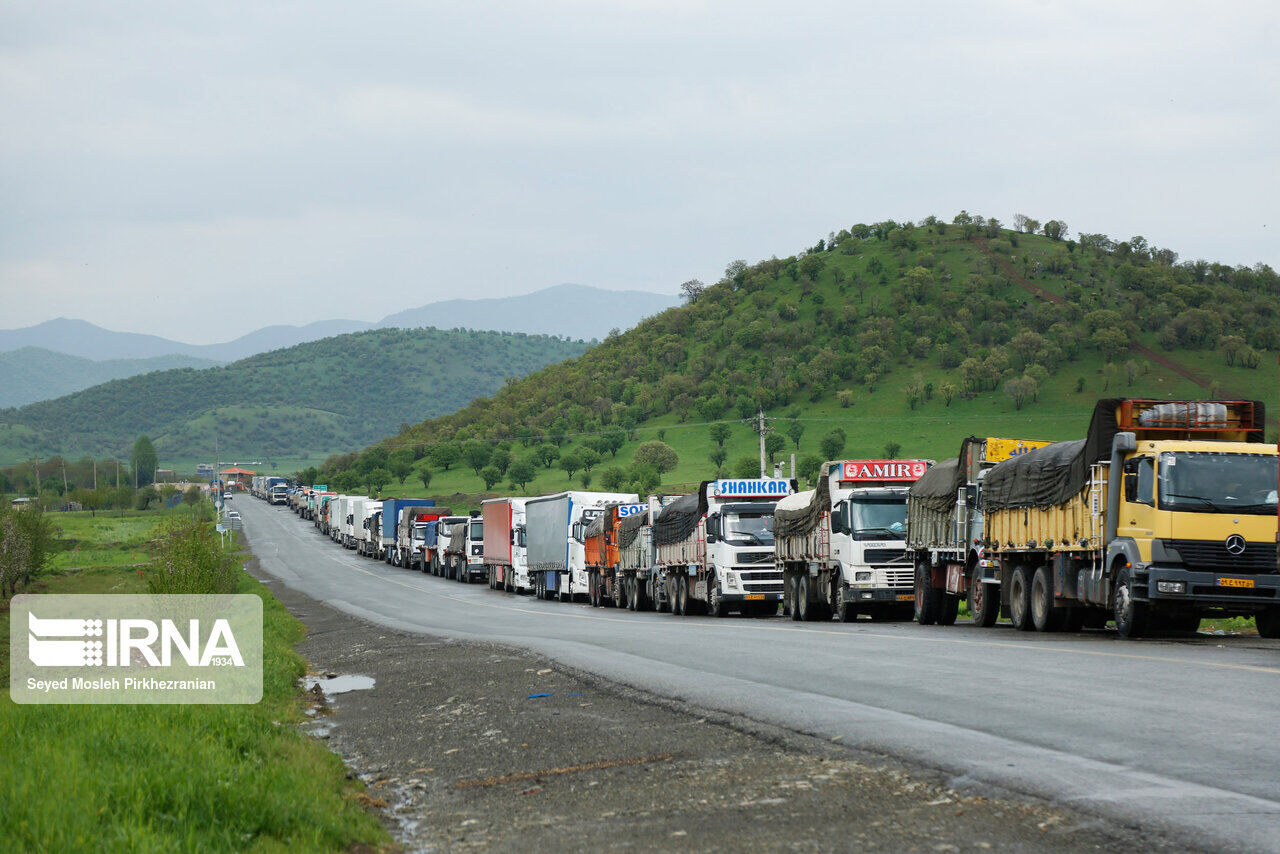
983;399;1278;638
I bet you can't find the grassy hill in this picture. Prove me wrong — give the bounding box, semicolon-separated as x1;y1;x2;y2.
313;214;1278;501
0;328;589;465
0;347;220;408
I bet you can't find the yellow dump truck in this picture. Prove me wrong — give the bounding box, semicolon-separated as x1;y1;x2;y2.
982;399;1278;638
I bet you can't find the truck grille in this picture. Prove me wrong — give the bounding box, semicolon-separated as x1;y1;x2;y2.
737;551;775;564
739;570;781;582
1169;539;1277;573
864;549;910;564
882;569;913;589
745;583;785;594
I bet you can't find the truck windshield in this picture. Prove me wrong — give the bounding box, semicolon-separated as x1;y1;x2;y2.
1158;452;1278;514
724;512;774;546
849;498;908;540
470;522;484;540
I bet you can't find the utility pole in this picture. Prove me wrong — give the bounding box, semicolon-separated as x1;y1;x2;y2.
61;460;69;496
33;458;40;499
93;459;98;491
749;408;774;478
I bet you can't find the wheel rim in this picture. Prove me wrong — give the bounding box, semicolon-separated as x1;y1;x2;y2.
1115;579;1132;627
971;578;985;618
798;577;808;620
1032;573;1048;625
1010;573;1026;626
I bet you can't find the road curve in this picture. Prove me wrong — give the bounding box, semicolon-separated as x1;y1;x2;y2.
239;498;1280;852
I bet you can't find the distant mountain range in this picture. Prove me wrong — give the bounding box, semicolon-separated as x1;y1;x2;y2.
0;284;678;407
0;348;219;409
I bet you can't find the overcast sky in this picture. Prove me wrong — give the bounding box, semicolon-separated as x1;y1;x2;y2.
2;1;1276;343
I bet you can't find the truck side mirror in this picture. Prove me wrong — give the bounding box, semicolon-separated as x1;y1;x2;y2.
830;507;844;534
706;514;719;543
572;522;584;541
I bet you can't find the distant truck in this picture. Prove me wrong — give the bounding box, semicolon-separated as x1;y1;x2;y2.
444;513;486;583
585;501;647;607
654;479;792;617
775;461;929;622
526;491;639;601
392;507;451;568
379;498;435;563
908;437;1050;626
356;503;382;557
267;477;288;505
980;399;1279;638
482;498;530;593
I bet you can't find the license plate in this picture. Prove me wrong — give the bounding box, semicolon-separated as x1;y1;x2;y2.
896;593;914;602
1217;577;1255;589
744;594;764;601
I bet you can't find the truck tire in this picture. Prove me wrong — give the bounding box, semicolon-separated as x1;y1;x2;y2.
613;575;626;609
708;579;728;617
458;559;469;584
832;575;856;623
1112;566;1148;639
915;562;941;626
1256;608;1280;638
788;575;801;621
674;578;687;616
1008;566;1034;631
1031;566;1064;632
589;573;600;607
627;578;640;611
797;576;816;621
969;577;1000;627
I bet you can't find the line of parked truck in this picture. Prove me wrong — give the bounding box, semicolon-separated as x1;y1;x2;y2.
270;398;1279;639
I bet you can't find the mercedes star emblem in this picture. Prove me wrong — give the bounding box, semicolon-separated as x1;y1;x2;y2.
1225;534;1247;556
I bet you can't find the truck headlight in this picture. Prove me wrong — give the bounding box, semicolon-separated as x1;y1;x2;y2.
725;574;739;590
855;571;872;582
1156;580;1185;594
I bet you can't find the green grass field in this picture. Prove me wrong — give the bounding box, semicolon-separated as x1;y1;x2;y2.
0;513;390;852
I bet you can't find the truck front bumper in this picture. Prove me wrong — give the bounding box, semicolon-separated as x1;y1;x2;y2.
719;591;784;603
847;586;916;605
1141;565;1280;609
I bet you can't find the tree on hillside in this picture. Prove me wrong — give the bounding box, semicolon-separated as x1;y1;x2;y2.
733;456;759;478
765;433;786;464
709;423;731;448
680;279;705;303
463;441;491;476
883;442;902;459
481;466;502;490
633;441;678;474
428;444;459;471
1042;220;1068;241
798;454;822;484
364;468;391;494
535;443;560;468
709;446;727;472
785;421;805;450
579;448;602;473
418;466;434;491
389;449;413;484
558;452;583;479
508;458;536;490
601;428;626;457
819;428;846;462
599;466;626;491
131;435;157;487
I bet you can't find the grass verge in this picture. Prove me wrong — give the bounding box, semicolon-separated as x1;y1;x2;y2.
0;515;390;852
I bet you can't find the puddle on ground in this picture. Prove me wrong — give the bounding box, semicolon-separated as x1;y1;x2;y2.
305;674;376;696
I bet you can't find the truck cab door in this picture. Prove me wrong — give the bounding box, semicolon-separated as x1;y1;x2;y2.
1117;456;1159;545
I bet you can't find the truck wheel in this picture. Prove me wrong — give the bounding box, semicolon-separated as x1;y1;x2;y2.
589;573;599;607
788;576;801;621
832;576;856;623
969;578;1000;627
1112;566;1148;639
458;560;469;584
708;579;727;617
1256;608;1280;638
797;576;815;621
674;578;687;616
1008;566;1033;631
1031;566;1064;632
915;562;941;625
627;578;640;611
613;575;626;609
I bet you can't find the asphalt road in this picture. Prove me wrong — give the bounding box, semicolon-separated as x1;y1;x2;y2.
240;498;1280;853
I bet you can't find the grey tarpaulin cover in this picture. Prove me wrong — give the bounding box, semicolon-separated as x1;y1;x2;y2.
617;507;648;548
652;484;710;546
908;437;979;514
446;522;468;552
584;510;610;539
982;399;1267;510
773;463;834;538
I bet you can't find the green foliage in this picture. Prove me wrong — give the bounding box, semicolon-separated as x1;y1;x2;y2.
633;441;678;474
131;435;157;486
507;458;536;489
819;428;847;461
481;465;502;490
147;518;239;594
0;504;59;598
709;423;731;448
785;421;805;449
418;466;434;490
733;456;759;478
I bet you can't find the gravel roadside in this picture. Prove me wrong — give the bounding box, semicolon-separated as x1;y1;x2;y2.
248;558;1190;854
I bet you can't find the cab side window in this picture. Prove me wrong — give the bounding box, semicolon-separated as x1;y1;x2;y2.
1135;457;1155;505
